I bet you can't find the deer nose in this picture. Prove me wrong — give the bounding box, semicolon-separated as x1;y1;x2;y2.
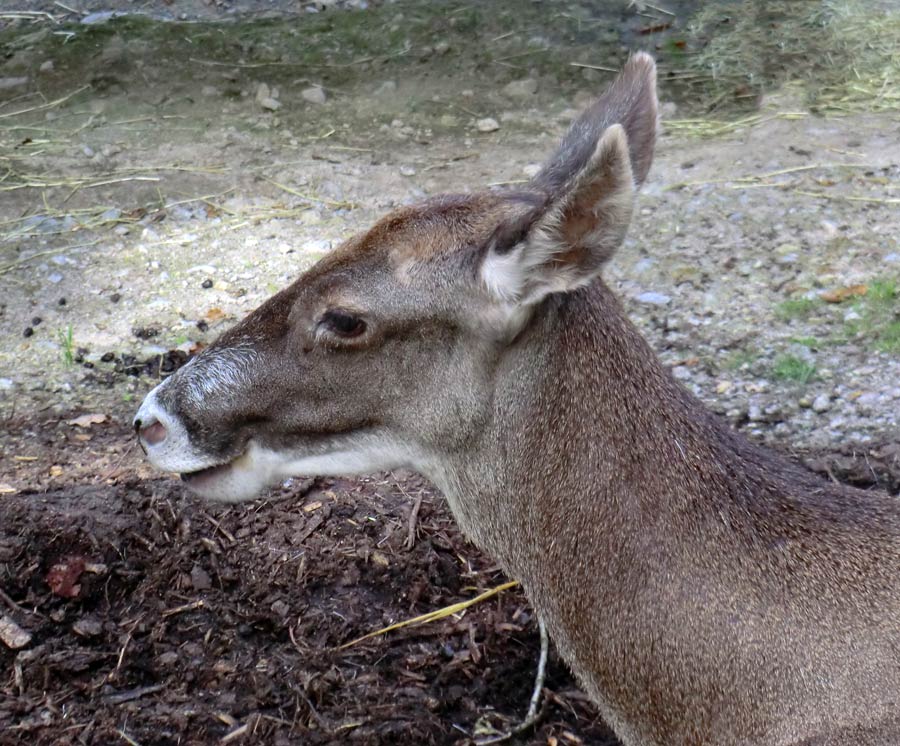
136;417;167;446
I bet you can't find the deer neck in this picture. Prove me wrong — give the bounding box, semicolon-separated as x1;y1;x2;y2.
427;280;752;576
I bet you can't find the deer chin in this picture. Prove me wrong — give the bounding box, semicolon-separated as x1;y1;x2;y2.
178;445;275;502
178;434;425;502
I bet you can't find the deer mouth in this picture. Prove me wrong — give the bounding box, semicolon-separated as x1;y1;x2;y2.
179;449;248;489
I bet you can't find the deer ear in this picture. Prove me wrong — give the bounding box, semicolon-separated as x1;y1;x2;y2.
482;123;635;305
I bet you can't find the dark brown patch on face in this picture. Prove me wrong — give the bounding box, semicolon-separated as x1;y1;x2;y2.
332;194;545;272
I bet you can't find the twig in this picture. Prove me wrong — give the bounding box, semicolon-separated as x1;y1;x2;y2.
0;85;90;120
476;619;549;744
105;684;164;705
0;586;24;613
569;62;617;73
161;600;205;618
338;580;519;650
263;177;356;210
117;730;143;746
405;493;424;550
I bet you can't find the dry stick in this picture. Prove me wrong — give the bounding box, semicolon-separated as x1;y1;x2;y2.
0;85;90;120
117;730;143;746
570;62;617;73
476;620;550;745
0;241;101;277
263;177;357;210
161;600;205;618
338;580;520;650
405;493;424;550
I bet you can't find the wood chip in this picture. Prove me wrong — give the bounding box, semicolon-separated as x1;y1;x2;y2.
0;615;31;649
67;413;108;427
820;284;868;303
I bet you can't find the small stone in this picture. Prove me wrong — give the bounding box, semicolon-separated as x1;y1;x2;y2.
201;85;220;97
502;77;538;98
201;278;213;289
23;327;34;338
40;60;55;73
196;320;209;332
435;41;451;55
0;77;28;91
271;600;290;617
0;615;31;649
374;80;397;96
399;165;416;177
812;394;831;413
259;97;281;111
301;86;327;105
255;82;271;102
110;292;121;303
157;651;179;666
476;117;500;133
190;565;212;591
72;617;103;637
522;163;541;178
31;317;42;326
82;145;95;158
636;291;672;306
58;297;67;306
100;352;115;363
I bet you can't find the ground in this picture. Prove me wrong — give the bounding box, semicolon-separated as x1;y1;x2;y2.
1;2;899;745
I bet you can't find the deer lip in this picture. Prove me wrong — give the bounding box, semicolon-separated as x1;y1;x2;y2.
180;462;232;483
179;452;244;485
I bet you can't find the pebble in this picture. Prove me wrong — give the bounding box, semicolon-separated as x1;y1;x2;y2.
812;394;831;413
40;60;54;73
399;165;416;177
190;565;212;591
0;615;31;649
82;145;95;158
0;77;28;91
301;86;327;105
502;77;538;98
202;278;213;289
374;80;397;96
476;117;500;133
636;291;672;306
522;163;542;178
72;617;103;637
23;327;34;338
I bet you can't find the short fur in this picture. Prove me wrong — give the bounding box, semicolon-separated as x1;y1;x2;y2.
135;53;900;745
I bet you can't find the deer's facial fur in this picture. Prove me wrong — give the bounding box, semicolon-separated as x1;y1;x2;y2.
135;54;657;502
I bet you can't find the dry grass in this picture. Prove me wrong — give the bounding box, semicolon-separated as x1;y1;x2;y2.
667;0;899;136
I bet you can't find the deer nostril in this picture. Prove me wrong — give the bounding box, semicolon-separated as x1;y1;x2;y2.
140;421;167;446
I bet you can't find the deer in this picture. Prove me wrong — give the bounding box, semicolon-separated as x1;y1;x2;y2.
134;54;900;745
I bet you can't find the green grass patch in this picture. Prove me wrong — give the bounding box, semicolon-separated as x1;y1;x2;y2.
776;297;819;320
772;354;817;384
723;349;756;371
789;336;820;348
57;325;74;367
844;277;900;353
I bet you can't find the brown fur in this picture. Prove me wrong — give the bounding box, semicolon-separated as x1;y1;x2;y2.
137;54;900;746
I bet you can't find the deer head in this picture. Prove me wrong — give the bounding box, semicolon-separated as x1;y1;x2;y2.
134;53;658;504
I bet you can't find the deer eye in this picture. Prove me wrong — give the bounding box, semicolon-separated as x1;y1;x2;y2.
320;309;367;339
